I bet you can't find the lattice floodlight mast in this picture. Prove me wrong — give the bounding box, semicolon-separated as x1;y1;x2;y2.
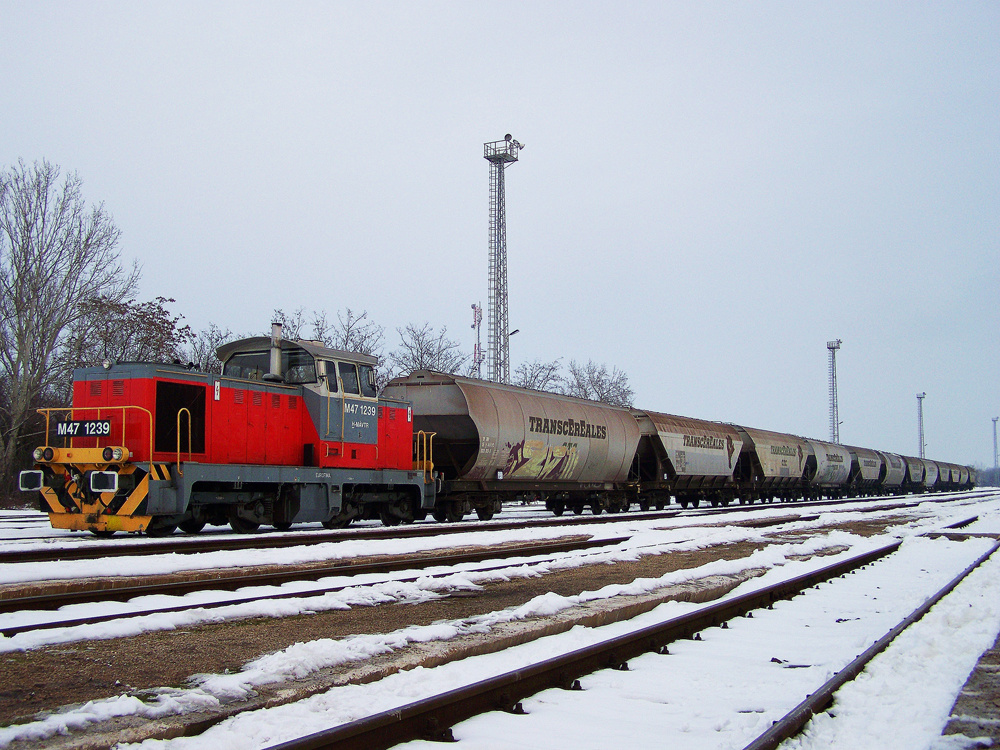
484;134;523;384
827;339;842;443
917;392;927;458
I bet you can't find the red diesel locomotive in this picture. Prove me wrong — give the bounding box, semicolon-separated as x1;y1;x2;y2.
19;325;437;535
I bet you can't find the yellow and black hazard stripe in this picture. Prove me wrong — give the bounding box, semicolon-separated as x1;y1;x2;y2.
147;463;172;482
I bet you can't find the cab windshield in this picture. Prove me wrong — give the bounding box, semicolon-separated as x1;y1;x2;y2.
223;349;317;384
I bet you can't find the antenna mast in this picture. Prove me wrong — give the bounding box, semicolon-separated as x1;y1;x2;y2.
484;134;522;384
917;392;927;458
827;339;842;443
471;303;484;379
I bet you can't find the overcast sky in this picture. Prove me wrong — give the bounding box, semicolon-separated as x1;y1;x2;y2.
2;2;997;467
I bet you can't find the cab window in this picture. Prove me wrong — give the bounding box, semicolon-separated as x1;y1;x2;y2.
359;364;377;397
222;349;316;383
223;351;269;380
320;360;338;392
283;349;317;384
339;362;360;395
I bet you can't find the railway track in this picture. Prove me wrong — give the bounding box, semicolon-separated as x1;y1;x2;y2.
0;535;630;628
250;530;999;750
743;537;1000;750
0;490;977;565
9;507;969;641
2;497;995;750
259;541;909;750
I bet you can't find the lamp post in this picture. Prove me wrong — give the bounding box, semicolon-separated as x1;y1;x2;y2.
993;416;998;470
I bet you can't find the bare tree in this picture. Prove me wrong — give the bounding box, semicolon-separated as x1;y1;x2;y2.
59;296;192;373
310;308;384;357
387;323;468;381
185;323;234;374
512;358;564;392
0;159;139;484
270;308;307;339
560;359;634;407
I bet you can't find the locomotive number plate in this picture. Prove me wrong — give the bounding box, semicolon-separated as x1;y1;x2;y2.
56;419;112;437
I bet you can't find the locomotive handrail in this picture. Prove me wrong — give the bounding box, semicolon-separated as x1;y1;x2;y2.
36;405;153;460
415;431;436;484
176;407;192;475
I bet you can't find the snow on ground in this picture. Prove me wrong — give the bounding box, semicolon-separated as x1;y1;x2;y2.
0;491;996;749
88;534;998;750
3;491;994;651
0;525;860;652
0;492;989;588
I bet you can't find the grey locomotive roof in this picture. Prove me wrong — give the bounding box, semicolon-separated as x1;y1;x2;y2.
216;337;379;366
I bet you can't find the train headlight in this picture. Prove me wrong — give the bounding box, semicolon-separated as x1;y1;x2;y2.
102;447;114;462
42;447;54;462
112;447;124;461
33;448;44;462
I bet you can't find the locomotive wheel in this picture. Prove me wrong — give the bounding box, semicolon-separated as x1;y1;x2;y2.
146;523;177;537
179;519;206;534
89;529;116;538
475;506;495;521
273;522;293;531
229;516;260;534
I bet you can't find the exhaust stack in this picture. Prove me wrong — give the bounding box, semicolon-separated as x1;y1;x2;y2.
269;322;283;381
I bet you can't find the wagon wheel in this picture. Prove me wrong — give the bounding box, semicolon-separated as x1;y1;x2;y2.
273;522;293;531
229;514;260;534
379;507;402;526
179;519;206;534
475;506;495;521
432;507;448;523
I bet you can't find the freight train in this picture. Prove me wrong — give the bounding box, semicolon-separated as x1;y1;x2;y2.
18;326;976;535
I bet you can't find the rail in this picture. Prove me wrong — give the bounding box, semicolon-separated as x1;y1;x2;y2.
261;541;904;750
742;539;1000;750
36;405;153;460
0;536;629;619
